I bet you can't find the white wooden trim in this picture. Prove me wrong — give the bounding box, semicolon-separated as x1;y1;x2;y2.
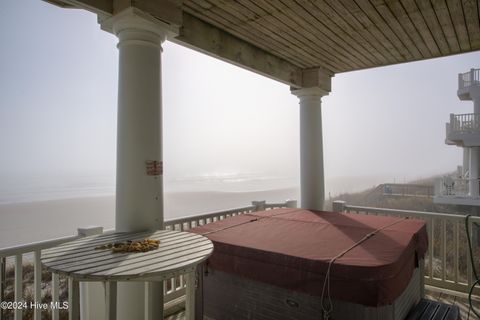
184;271;195;320
14;254;22;320
68;278;80;320
105;281;117;320
33;250;42;320
52;273;60;320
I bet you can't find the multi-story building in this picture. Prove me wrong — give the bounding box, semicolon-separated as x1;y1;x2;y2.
434;68;480;207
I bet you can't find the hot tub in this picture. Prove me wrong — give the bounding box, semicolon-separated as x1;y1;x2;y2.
191;208;428;320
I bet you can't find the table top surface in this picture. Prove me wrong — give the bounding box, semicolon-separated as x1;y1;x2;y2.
41;229;213;281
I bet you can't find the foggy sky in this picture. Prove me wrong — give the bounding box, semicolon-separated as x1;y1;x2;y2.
1;0;479;192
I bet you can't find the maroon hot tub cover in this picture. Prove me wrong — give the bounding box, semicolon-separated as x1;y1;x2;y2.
190;208;428;306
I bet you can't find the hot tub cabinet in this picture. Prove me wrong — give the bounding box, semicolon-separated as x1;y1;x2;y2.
191;209;428;320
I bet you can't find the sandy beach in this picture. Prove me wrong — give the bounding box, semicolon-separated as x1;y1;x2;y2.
0;188;298;248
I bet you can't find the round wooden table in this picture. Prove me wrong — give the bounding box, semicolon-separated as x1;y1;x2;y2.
41;229;213;320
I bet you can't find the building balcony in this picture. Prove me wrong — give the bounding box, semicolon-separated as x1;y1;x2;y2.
434;176;480;206
457;68;480;100
445;113;480;147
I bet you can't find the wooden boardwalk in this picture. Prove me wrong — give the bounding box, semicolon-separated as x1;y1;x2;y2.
165;287;480;320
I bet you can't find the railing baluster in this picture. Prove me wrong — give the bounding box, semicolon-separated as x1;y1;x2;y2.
454;221;459;284
52;273;59;320
68;278;80;320
467;219;473;287
441;219;446;281
14;254;22;320
33;250;42;320
179;274;184;288
428;219;434;280
105;281;117;320
0;257;5;320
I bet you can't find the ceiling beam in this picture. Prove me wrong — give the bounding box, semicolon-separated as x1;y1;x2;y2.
43;0;303;87
174;12;303;88
44;0;113;16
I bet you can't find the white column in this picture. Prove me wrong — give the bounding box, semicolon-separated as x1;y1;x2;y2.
100;8;175;320
464;148;470;177
471;88;480;114
291;87;329;210
470;147;480;197
101;9;167;232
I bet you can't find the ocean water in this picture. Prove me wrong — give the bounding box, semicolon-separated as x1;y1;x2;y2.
0;175;115;205
0;172;389;205
0;173;299;247
0;173;391;247
0;173;298;205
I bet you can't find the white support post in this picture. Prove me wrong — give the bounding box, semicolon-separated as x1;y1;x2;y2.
285;199;297;208
99;8;178;320
105;282;117;320
332;200;346;213
52;273;60;320
470;147;480;197
100;8;171;233
251;200;266;211
33;251;42;320
185;272;196;320
68;278;80;320
77;227;105;320
0;257;5;320
291;85;330;210
144;281;163;320
464;148;470;177
14;255;22;320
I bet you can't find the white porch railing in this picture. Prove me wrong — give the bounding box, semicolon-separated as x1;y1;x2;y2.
437;177;469;196
436;176;480;198
458;68;480;89
4;199;478;319
332;201;480;295
449;113;480;133
0;199;296;320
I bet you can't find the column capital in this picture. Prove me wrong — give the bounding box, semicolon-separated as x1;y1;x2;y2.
99;7;178;44
291;67;332;98
290;86;329;99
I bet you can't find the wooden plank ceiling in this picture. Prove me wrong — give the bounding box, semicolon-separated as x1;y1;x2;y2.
182;0;480;74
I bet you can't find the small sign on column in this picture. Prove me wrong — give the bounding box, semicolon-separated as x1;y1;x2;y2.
146;160;162;176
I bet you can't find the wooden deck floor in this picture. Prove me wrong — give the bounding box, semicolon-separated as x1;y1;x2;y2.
164;288;480;320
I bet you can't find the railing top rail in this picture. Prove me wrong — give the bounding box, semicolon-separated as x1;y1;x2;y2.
453;112;477;117
0;234;80;258
382;183;433;188
460;68;480;77
0;205;257;256
344;204;480;223
164;205;255;225
0;229;116;257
